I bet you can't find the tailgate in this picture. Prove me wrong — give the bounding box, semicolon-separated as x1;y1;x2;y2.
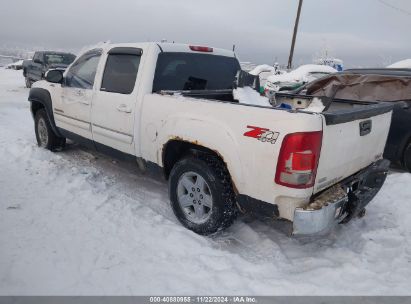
314;103;393;194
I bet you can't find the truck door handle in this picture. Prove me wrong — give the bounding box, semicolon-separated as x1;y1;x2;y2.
117;104;132;113
75;89;85;97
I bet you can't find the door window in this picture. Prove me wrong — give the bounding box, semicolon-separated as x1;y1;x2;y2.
101;54;141;94
65;50;102;89
33;53;43;63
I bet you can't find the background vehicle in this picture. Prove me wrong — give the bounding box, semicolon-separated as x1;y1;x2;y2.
23;51;76;88
314;57;344;71
28;42;392;236
264;64;337;96
5;59;24;70
0;56;15;67
299;68;411;172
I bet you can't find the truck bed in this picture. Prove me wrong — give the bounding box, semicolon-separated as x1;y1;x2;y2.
274;92;393;125
160;90;393;126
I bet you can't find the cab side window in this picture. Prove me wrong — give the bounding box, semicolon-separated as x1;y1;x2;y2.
33;53;43;63
101;53;141;94
65;50;102;90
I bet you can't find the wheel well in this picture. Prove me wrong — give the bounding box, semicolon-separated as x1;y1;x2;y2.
30;101;45;117
162;140;226;179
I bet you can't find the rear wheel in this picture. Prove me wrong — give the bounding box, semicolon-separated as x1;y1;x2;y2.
34;109;65;151
404;141;411;173
169;155;237;235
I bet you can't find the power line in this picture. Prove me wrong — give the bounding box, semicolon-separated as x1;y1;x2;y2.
377;0;411;16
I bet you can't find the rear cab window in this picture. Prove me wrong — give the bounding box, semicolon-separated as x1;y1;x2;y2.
44;53;76;65
152;52;241;92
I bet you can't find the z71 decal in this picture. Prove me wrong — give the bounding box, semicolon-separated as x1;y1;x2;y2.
243;125;280;144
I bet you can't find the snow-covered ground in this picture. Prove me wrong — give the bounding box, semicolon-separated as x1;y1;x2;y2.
0;68;410;295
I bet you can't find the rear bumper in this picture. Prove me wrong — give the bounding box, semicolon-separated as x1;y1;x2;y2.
293;159;390;236
293;187;348;235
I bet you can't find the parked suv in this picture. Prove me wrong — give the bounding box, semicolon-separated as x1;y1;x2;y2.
23;51;76;88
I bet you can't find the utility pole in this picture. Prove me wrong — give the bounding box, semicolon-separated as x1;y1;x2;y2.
287;0;303;70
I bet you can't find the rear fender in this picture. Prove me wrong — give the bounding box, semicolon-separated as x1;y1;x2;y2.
159;118;244;191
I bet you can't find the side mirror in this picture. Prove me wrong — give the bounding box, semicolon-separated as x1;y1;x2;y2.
33;58;43;64
45;69;64;84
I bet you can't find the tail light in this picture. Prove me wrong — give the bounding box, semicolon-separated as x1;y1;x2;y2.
275;131;322;189
189;45;213;52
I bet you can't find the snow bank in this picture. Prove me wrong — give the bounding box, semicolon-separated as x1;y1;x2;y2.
267;64;337;84
0;69;411;295
5;59;24;69
249;64;276;76
387;59;411;69
233;87;271;107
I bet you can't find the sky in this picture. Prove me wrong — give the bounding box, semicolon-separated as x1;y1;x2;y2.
1;0;411;67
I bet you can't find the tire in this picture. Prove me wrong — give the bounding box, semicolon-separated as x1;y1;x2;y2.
404;141;411;173
25;77;32;88
169;154;237;235
34;109;66;151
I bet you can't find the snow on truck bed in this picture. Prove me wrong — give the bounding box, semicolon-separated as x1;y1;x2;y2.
0;68;411;295
267;64;337;84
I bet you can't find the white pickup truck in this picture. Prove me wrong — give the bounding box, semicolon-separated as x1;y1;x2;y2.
28;42;393;236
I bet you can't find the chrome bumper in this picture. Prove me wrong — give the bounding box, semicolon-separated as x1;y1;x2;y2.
292;159;390;236
293;194;348;236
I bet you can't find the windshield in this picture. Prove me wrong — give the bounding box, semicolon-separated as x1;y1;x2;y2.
45;53;76;65
153;52;241;92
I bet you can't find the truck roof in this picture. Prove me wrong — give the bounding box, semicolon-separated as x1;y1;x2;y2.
37;51;75;56
106;42;236;58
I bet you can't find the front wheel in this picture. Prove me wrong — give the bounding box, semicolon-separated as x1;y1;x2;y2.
169;155;237;235
34;109;66;151
404;142;411;173
25;77;32;88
